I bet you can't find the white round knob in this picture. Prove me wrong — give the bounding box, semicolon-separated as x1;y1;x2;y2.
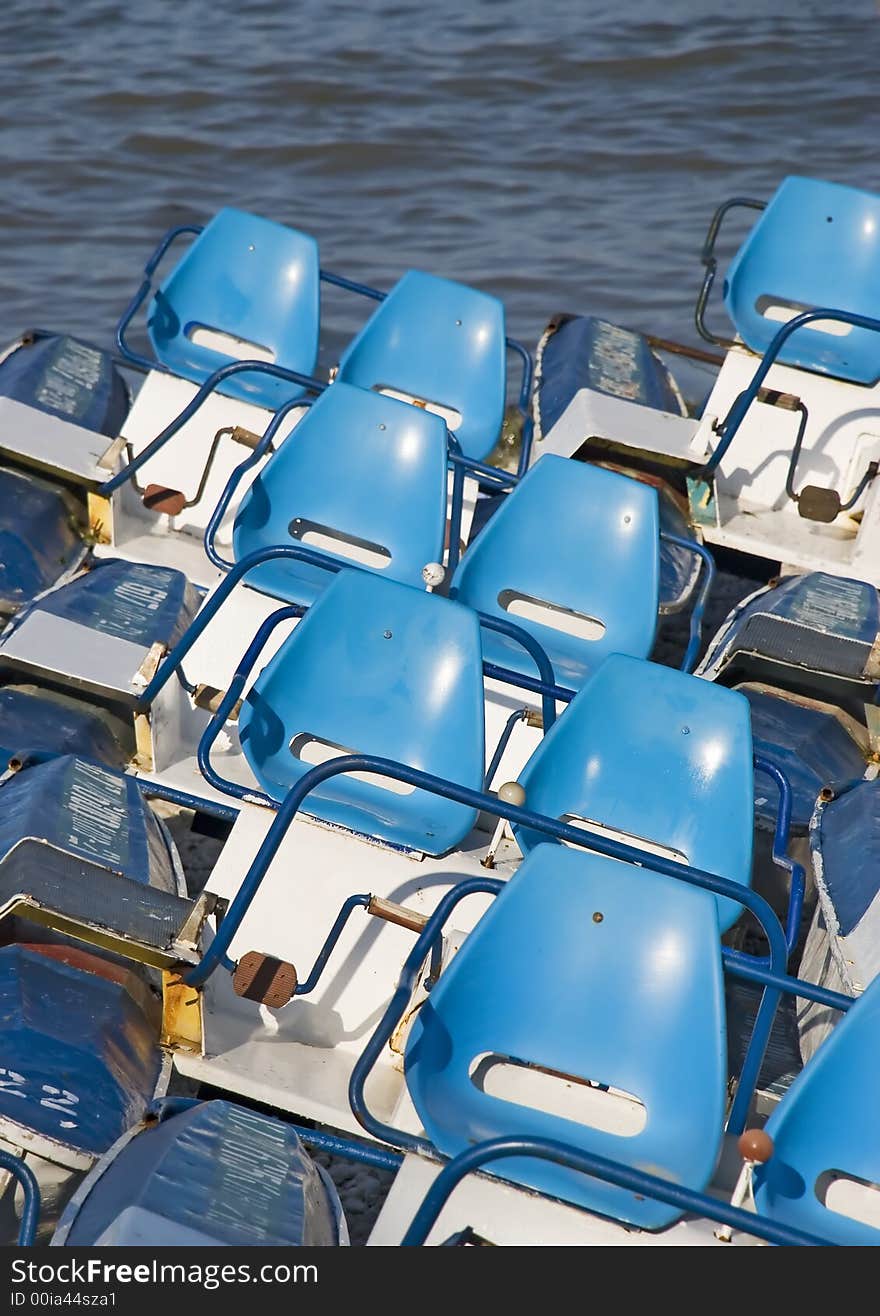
422;562;446;588
497;781;526;807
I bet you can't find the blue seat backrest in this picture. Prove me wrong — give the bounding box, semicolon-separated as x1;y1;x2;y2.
237;570;485;855
451;457;660;689
724;176;880;385
232;383;449;605
335;270;507;461
405;843;726;1230
147;207;320;409
516;653;754;931
754;975;880;1244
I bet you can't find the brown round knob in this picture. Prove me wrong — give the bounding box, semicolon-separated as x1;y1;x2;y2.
738;1128;774;1164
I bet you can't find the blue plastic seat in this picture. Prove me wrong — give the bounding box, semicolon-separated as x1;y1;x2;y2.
515;654;754;931
753;975;880;1244
405;844;726;1230
450;457;660;689
237;570;485;854
334;270;507;462
725;176;880;384
147;207;320;409
232;382;449;605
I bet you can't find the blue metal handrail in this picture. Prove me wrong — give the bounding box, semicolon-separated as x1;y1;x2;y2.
659;531;716;672
98;359;326;497
694;196;766;348
0;1150;40;1246
704;307;880;476
400;1136;833;1247
201;396;314;571
192;608;568;807
182;755;789;1137
116;223;205;371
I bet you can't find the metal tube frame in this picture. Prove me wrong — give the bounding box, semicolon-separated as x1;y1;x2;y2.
0;1150;41;1246
399;1134;836;1248
705;307;880;477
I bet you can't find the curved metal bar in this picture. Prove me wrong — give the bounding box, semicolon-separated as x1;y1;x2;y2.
745;756;805;962
505;336;535;477
705;307;880;476
293;893;373;997
196;604;306;804
184;753;788;993
694;196;766;347
477;612;564;731
349;876;505;1155
659;531;716;672
137;544;342;706
98;360;326;496
447;448;520;491
0;1150;41;1246
400;1135;831;1248
484;708;529;789
115;223;204;370
203;396;313;570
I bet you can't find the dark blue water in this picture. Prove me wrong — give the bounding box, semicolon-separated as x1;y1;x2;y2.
1;0;878;355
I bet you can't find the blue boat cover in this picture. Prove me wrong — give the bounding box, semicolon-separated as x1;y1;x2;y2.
744;688;867;832
812;780;880;937
59;1101;343;1246
701;573;880;714
0;332;129;435
0;944;160;1158
0;686;129;770
535;315;684;438
0;467;86;615
0;754;176;894
14;557;201;650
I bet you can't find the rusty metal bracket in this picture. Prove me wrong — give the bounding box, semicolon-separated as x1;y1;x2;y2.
161;969;203;1053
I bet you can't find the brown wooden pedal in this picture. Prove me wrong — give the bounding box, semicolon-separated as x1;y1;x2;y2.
232;951;298;1007
143;485;187;516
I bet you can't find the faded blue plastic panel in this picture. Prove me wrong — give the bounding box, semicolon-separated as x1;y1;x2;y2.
233;382;448;604
812;781;880;937
0;945;160;1158
0;467;86;615
59;1101;343;1246
148;208;320;409
535;315;684;436
0;754;177;894
516;654;754;931
451;457;659;689
724;176;880;384
0;333;129;435
0;687;128;770
754;973;880;1243
744;688;867;832
238;571;485;854
406;845;726;1230
14;558;201;650
335;269;506;461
